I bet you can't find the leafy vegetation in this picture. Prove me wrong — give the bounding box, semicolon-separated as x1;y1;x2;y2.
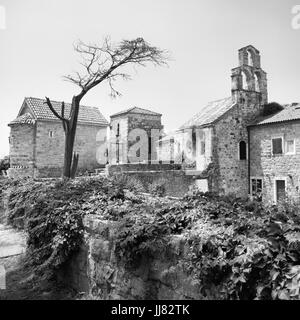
148;178;167;197
262;102;284;116
0;156;9;174
2;175;300;299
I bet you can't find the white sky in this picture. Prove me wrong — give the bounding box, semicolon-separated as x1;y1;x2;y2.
0;0;299;157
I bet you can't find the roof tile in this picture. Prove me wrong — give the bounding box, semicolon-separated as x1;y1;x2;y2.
254;103;300;126
9;113;36;126
179;97;235;129
110;106;162;118
22;97;108;126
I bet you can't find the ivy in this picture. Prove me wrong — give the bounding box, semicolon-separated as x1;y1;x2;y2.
2;176;300;299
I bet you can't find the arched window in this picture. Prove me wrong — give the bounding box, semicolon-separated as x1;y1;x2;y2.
254;73;260;92
116;123;120;137
239;141;247;160
241;71;248;90
247;50;254;67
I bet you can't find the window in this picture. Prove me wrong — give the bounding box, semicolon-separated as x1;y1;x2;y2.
272;137;283;155
251;178;263;199
116;141;120;163
241;71;248;90
254;73;260;92
116;124;120;137
247;50;254;67
275;179;286;203
49;130;54;138
239;141;247;160
192;130;196;156
200;141;206;155
148;136;152;161
286;139;295;154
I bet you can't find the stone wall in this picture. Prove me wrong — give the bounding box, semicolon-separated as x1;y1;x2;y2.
249;121;300;203
61;215;202;300
9;120;107;179
213;91;263;198
157;128;213;171
106;163;196;197
8;123;35;178
107;163;182;173
109;113;163;164
35;121;106;176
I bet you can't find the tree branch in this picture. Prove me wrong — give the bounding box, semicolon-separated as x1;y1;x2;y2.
44;97;69;133
64;37;169;99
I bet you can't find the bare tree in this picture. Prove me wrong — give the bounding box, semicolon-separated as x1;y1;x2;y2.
45;37;169;178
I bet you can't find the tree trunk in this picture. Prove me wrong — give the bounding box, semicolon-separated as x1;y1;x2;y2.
63;96;80;178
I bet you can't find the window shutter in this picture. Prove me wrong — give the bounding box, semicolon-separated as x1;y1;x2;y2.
272;138;283;154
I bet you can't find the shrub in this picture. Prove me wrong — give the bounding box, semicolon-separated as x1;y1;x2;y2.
148;178;167;197
0;156;10;174
4;176;300;299
262;102;284;116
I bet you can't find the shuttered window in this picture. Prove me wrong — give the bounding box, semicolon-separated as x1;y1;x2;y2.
272;138;283;155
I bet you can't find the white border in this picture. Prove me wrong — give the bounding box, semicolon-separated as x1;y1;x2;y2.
285;138;296;155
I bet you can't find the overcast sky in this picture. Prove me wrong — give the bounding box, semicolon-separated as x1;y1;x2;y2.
0;0;299;157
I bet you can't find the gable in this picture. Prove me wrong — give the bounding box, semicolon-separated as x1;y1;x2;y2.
110;106;162;118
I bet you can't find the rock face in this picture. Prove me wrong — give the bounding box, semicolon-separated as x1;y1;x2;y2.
62;215;203;300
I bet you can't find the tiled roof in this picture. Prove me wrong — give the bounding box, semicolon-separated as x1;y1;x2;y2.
9;113;36;126
179;97;236;129
20;97;108;126
110;106;162;118
254;103;300;126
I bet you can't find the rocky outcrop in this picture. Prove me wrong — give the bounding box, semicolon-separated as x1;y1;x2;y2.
61;215;202;300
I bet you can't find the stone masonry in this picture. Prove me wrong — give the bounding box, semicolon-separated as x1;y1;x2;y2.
109;107;163;164
61;215;203;300
249;121;300;203
8;97;108;178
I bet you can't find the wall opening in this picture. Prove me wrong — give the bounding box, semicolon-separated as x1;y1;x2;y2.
254;73;260;92
239;140;247;160
247;50;254;67
241;71;248;90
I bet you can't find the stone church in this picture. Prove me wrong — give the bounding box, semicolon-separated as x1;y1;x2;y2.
158;45;300;203
8;97;108;178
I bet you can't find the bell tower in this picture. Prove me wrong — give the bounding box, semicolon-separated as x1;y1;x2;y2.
231;45;268;105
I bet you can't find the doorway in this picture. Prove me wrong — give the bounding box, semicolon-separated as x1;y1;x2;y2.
275;179;286;203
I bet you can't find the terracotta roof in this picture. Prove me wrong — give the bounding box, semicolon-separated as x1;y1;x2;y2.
110;106;162;118
253;103;300;126
19;97;108;126
179;97;236;129
9;113;36;126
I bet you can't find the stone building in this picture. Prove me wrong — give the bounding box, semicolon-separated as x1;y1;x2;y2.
108;107;163;164
158;45;268;197
8;97;108;178
248;103;300;203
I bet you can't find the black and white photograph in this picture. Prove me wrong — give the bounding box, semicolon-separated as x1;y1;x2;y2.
0;0;300;308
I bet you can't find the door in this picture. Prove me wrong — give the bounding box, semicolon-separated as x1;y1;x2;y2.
276;180;286;203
